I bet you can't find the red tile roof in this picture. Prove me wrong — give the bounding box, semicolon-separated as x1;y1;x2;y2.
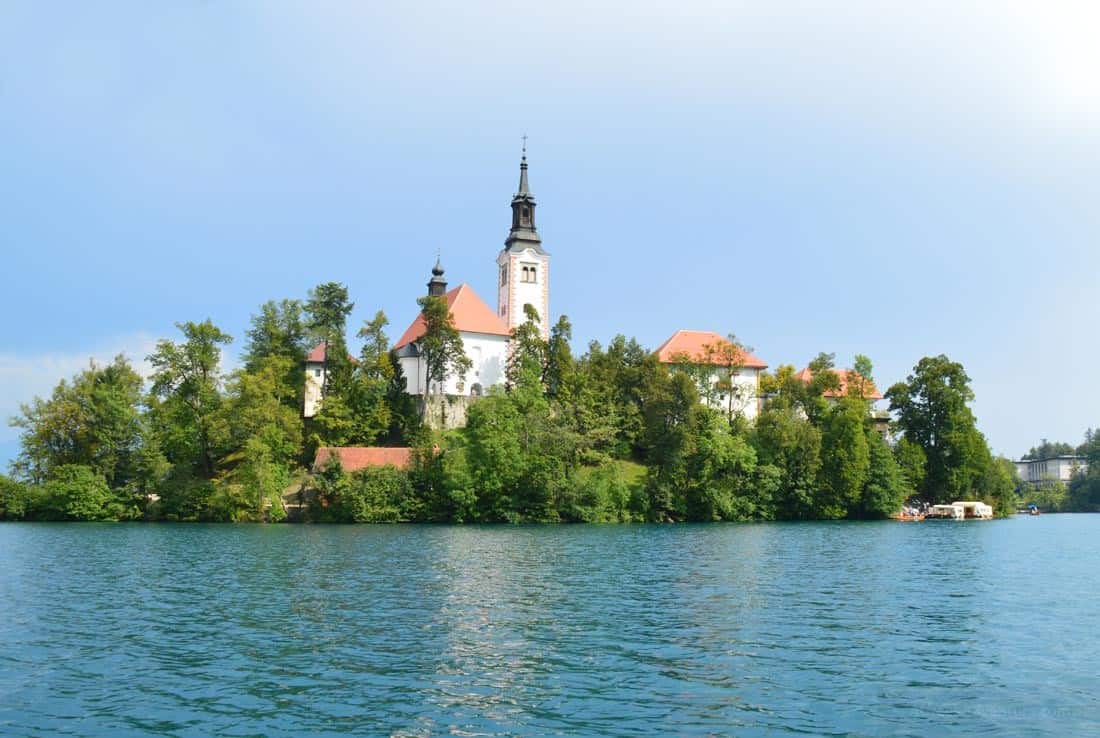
795;367;884;400
654;330;767;369
305;341;357;364
393;284;510;350
313;447;414;472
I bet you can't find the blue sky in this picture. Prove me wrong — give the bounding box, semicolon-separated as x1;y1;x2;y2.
2;1;1098;466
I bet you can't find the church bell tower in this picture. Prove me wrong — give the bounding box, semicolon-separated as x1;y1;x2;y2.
496;143;550;340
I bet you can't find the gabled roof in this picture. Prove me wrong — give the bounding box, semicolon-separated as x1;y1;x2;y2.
655;330;767;369
305;341;357;364
795;367;884;400
313;447;414;472
393;284;510;350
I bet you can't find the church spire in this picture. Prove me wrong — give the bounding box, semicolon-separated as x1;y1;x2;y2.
427;255;447;297
506;138;544;254
517;135;530;195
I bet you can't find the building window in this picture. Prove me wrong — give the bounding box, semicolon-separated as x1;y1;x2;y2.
500;265;507;286
313;368;322;377
521;264;537;283
522;207;530;220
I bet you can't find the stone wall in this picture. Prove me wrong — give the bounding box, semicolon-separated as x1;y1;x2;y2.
420;394;475;430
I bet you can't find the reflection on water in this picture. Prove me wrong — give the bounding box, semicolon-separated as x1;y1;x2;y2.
0;518;1098;737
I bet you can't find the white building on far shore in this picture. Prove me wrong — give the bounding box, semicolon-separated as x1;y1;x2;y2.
1014;456;1087;485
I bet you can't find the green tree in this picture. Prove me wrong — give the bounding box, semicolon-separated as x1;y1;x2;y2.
243;299;309;408
305;282;355;399
682;410;761;521
753;405;823;520
545;315;575;400
894;438;927;497
148;320;233;478
977;456;1018;517
506;304;548;389
817;397;871;518
41;464;114;521
0;475;29;520
849;354;875;400
219;355;303;519
333;466;415;523
642;371;700;521
1066;433;1100;511
10;355;144;487
463;392;525;520
857;429;907;518
415;294;472;411
579;336;663;459
1022;439;1076;461
886;355;990;502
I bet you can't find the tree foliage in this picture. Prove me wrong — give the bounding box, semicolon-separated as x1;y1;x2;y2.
4;273;1010;524
886;355;989;503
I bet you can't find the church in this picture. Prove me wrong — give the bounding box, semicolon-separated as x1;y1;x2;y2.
391;150;550;407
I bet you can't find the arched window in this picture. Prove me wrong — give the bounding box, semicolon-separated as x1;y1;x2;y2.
529;266;537;283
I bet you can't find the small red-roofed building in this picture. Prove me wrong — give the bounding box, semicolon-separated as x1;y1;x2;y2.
303;341;358;418
313;446;414;473
655;330;768;420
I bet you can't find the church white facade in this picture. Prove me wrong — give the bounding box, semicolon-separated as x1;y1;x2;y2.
392;280;511;398
303;152;552;421
392;151;552;400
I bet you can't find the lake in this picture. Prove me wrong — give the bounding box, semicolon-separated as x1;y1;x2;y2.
0;517;1097;737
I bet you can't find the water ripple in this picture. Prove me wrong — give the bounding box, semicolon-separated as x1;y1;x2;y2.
1;519;1098;736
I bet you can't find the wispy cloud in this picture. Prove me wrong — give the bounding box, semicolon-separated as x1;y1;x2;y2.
0;333;158;444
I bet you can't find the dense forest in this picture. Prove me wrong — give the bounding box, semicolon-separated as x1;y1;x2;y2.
1;282;1028;523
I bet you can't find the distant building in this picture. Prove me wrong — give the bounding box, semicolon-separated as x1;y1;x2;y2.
1014;456;1087;485
655;330;768;420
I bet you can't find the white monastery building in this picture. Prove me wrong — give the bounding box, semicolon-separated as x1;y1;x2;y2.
793;367;884;404
655;330;768;420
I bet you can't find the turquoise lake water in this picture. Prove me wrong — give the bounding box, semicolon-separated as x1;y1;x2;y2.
0;517;1097;737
